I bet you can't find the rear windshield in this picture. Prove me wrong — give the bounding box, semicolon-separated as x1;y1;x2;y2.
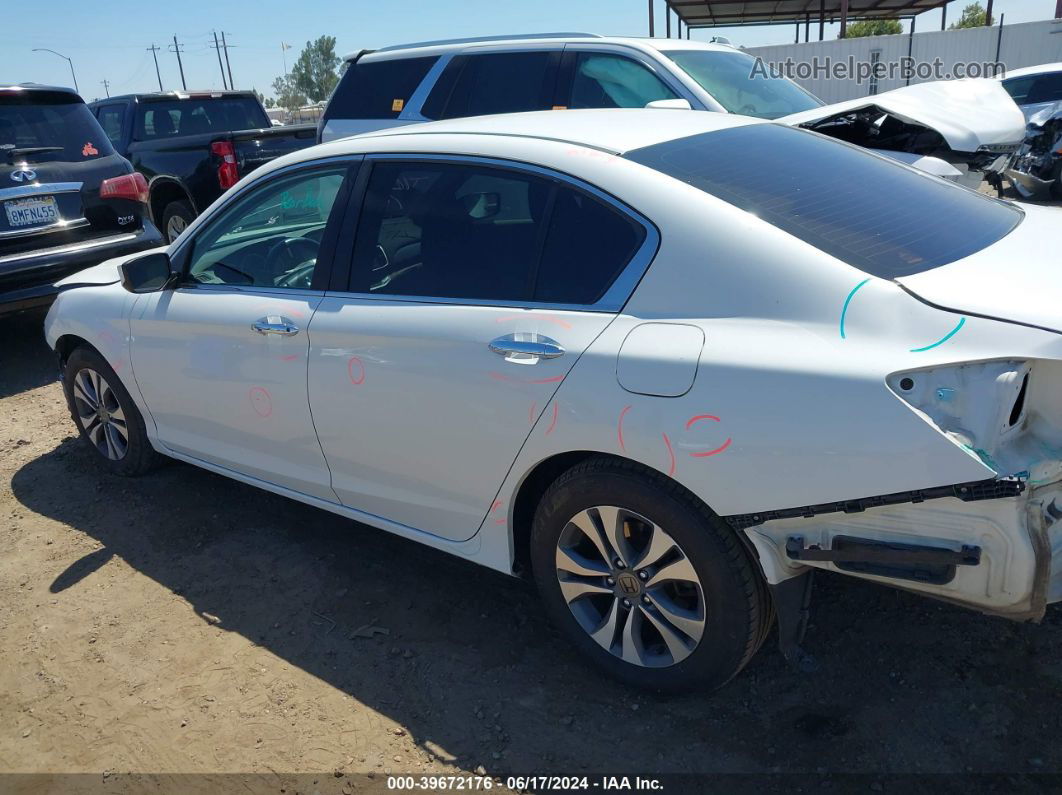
0;90;115;162
662;50;822;119
133;96;269;140
625;124;1023;278
324;56;438;120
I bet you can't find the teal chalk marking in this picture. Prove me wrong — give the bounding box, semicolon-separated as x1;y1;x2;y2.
909;317;966;353
839;278;870;339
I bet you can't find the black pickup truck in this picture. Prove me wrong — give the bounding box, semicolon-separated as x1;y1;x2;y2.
88;91;316;242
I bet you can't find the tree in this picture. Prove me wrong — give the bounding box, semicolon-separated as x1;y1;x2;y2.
843;19;903;38
271;74;307;111
950;2;993;29
264;97;276;109
290;36;340;103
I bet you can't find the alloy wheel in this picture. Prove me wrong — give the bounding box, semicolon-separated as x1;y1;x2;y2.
72;368;129;461
555;505;706;668
166;215;187;242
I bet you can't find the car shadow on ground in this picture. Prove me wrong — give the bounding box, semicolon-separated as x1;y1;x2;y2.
12;430;1062;776
0;309;55;399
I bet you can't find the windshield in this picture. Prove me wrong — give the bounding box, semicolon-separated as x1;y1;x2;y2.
625;124;1023;279
134;96;269;140
662;49;823;119
0;90;114;162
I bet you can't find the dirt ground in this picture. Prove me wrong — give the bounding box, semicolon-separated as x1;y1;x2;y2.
3;187;1062;792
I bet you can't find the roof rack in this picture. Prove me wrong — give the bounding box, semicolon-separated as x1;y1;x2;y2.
374;32;602;53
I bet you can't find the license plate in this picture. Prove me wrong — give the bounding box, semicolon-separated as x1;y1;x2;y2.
5;196;59;228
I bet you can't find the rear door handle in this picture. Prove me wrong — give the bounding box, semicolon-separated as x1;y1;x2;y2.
252;317;300;336
488;334;565;361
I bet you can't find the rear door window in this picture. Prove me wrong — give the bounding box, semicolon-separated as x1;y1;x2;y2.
566;52;678;109
429;52;559;119
324;57;438;120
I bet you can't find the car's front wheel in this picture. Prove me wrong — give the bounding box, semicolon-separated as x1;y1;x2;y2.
62;346;160;476
530;457;771;692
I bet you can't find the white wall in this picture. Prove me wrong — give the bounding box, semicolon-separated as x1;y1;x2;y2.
745;18;1062;103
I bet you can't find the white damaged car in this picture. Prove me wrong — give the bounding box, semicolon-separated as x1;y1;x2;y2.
45;110;1061;692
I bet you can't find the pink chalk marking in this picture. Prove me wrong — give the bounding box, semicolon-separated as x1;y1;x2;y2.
528;402;537;424
545;403;559;436
347;356;365;385
689;437;733;458
279;354;300;362
685;414;721;429
617;405;632;452
491;500;506;525
662;433;676;477
249;386;272;418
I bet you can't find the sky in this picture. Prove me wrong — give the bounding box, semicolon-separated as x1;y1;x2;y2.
1;0;1055;103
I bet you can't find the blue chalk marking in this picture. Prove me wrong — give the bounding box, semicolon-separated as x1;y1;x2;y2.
909;317;966;352
839;278;870;340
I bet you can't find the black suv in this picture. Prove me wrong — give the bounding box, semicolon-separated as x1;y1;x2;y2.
1;84;162;315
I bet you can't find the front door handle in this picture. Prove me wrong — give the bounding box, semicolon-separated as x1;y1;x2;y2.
488;333;565;361
252;317;300;336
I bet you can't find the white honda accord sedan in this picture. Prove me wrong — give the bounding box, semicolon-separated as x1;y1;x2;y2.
44;109;1062;692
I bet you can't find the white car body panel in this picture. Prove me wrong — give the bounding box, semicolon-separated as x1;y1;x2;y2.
128;287;335;500
779;78;1025;152
43;110;1062;621
307;301;613;540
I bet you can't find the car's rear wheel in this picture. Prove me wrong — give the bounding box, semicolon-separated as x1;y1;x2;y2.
161;200;194;243
530;457;770;692
62;346;160;476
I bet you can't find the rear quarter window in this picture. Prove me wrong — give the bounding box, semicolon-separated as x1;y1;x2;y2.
325;57;437;120
624;124;1023;279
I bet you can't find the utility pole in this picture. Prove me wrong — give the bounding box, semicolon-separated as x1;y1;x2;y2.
169;36;187;90
100;79;110;97
147;44;163;91
211;31;229;90
221;32;235;89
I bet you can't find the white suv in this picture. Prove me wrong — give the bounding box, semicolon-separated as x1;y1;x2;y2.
318;32;1024;188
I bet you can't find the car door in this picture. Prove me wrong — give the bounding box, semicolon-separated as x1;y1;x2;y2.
558;48;685;109
129;160;356;500
308;155;654;540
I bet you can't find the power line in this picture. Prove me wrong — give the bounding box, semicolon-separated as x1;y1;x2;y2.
147;43;163;91
168;36;186;90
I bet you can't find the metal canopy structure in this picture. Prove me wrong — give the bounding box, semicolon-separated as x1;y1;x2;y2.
654;0;971;40
670;0;953;27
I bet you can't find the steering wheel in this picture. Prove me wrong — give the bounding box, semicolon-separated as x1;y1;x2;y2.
265;237;320;286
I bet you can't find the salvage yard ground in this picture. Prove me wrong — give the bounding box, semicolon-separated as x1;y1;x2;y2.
2;188;1062;789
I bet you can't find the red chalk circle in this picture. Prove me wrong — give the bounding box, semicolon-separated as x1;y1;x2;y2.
347;356;366;385
249;386;272;418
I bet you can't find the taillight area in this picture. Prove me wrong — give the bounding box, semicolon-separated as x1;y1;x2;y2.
211;141;239;189
99;172;149;204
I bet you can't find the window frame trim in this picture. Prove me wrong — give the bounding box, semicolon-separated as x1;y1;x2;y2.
332;152;660;313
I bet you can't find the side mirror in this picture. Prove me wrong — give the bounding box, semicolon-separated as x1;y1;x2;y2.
461;191;501;220
119;251;175;293
645;98;693;110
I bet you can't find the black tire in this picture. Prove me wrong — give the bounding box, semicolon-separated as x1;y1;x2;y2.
161;199;195;243
530;456;771;693
62;346;161;476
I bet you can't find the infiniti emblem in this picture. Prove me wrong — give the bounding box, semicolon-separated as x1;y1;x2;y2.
10;168;37;183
